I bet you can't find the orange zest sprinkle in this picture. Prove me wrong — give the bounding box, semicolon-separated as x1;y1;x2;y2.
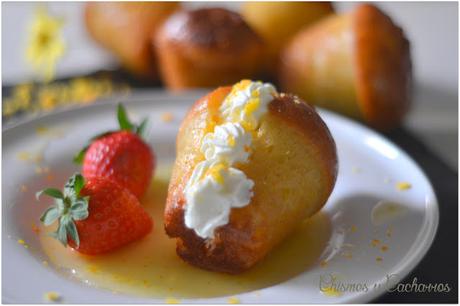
396;182;412;191
227;296;241;304
161;112;174;123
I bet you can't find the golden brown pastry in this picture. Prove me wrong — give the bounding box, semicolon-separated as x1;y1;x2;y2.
279;4;412;130
154;8;264;90
165;80;337;273
241;2;334;75
85;2;179;80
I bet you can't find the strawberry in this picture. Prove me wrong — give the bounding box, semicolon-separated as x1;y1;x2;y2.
74;104;155;199
37;174;153;255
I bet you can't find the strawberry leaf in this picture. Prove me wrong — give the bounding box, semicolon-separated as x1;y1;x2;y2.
117;103;134;131
73;174;84;195
56;220;68;246
36;188;64;201
64;174;85;200
66;219;80;247
136;118;149;140
73;146;88;164
118;103;150;139
71;198;89;220
40;206;60;226
38;173;90;248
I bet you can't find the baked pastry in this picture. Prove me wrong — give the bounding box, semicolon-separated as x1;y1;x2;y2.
85;2;179;80
155;8;264;90
279;4;412;130
241;2;334;74
165;80;337;273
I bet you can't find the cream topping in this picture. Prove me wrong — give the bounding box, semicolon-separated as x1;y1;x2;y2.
220;81;277;130
184;80;277;239
201;122;252;164
184;160;254;239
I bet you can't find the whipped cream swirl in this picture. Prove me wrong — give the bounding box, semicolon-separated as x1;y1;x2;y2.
201;122;252;164
184;80;277;239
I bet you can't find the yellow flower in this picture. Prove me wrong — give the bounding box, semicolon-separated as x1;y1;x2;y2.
26;6;65;82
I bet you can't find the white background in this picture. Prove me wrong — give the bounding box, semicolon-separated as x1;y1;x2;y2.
2;2;458;168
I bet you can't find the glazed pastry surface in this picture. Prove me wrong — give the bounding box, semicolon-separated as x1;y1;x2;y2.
155;8;264;90
241;2;334;74
280;4;412;130
165;83;337;273
85;2;179;79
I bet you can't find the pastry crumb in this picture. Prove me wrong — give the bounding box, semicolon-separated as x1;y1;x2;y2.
351;166;361;174
17;239;25;245
86;265;100;274
342;252;353;259
371;200;407;226
321;286;342;297
227;296;241;304
386;227;393;238
161;112;174;122
165;297;180;304
376;256;383;262
381;245;389;252
350;225;357;233
36;126;49;135
43;291;60;302
396;182;412;191
17;151;43;163
42;260;49;266
35;166;45;174
35;166;50;174
16;152;30;161
32;223;40;234
17;151;31;161
371;239;380;247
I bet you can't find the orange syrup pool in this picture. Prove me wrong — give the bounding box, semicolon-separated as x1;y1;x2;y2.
39;164;332;299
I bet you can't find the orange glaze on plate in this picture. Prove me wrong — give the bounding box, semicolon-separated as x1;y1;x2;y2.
39;163;331;298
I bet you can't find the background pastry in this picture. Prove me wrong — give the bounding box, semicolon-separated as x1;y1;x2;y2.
241;2;334;75
155;8;264;90
85;2;179;80
279;4;412;130
165;81;337;273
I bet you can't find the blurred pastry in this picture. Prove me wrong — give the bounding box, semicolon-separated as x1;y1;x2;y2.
279;4;412;130
85;2;179;80
155;8;264;90
241;2;334;74
165;80;337;273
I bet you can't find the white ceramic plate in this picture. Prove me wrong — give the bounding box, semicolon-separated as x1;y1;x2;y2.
2;92;438;303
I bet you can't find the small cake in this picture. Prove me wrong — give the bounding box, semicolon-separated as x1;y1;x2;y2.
279;4;412;130
85;2;179;80
241;2;334;75
154;8;264;90
165;80;337;273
